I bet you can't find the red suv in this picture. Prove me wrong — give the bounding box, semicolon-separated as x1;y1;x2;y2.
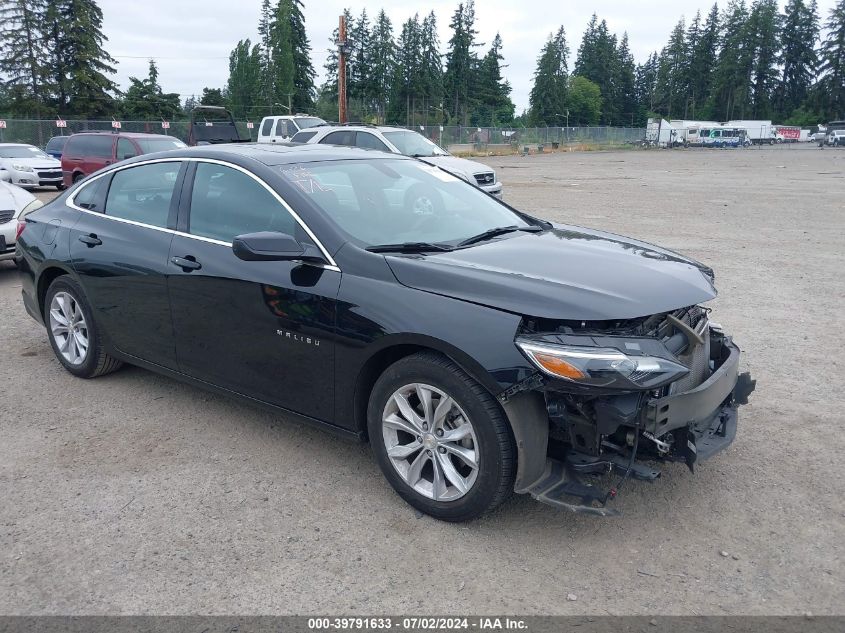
61;132;186;186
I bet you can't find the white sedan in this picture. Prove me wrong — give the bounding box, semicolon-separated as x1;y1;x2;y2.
0;177;42;266
0;143;65;190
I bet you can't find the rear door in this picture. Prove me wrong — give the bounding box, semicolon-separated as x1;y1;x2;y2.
68;160;185;368
83;135;116;176
167;160;340;420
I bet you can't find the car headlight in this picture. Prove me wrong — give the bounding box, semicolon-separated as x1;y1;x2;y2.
18;199;43;218
11;164;34;172
516;339;689;389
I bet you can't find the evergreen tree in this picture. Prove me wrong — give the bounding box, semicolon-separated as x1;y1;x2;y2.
0;0;49;114
687;4;720;118
654;18;688;118
574;16;622;124
200;87;226;106
473;33;514;126
227;39;261;119
271;0;296;112
748;0;781;118
289;0;315;111
121;60;180;120
709;0;755;120
388;15;422;125
443;1;480;124
818;0;845;118
616;33;637;125
529;27;569;126
349;8;371;111
368;9;395;122
419;11;444;124
634;52;660;120
778;0;820;118
257;0;274;108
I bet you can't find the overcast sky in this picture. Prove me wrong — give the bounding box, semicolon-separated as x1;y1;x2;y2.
99;0;838;114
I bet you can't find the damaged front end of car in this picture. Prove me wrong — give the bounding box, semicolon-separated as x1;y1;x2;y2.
501;305;755;516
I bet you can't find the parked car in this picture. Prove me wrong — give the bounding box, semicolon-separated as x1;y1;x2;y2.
61;132;186;186
0;179;42;266
45;135;70;159
826;130;845;146
17;144;753;521
293;125;503;198
0;143;64;190
257;114;327;143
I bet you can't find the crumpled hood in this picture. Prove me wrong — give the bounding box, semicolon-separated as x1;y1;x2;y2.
384;224;717;320
417;155;494;181
0;180;36;214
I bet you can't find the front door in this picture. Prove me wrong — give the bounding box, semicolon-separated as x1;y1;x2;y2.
167;161;340;422
68;160;185;369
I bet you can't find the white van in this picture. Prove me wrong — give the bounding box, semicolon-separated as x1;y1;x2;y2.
257;115;327;143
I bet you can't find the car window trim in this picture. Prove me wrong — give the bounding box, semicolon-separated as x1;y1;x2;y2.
66;156;340;271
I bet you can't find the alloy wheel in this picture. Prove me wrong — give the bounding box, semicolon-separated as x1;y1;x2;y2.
49;291;89;365
382;383;479;502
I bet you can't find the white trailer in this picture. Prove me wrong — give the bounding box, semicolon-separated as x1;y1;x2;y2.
725;120;780;144
670;120;720;146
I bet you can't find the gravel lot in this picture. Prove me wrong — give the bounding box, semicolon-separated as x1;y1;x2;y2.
1;144;843;615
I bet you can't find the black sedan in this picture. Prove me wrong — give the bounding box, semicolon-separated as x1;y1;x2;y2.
16;144;753;521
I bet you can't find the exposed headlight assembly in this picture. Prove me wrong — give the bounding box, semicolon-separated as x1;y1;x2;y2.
516;339;689;390
12;164;34;172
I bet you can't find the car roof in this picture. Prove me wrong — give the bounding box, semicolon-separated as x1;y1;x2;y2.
70;132;178;139
137;142;409;166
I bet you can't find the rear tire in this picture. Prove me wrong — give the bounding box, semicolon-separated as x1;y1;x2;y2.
44;276;123;378
368;351;515;522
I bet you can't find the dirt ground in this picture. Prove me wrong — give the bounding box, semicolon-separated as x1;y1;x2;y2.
1;144;843;615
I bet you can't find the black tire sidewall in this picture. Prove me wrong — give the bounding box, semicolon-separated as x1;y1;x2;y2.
368;354;513;521
44;277;104;378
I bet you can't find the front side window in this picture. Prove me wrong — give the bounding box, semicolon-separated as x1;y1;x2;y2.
104;162;182;228
382;131;447;157
135;137;187;153
188;163;298;243
280;159;527;248
355;132;390;152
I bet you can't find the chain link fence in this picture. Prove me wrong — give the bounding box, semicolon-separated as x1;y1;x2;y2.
0;118;646;152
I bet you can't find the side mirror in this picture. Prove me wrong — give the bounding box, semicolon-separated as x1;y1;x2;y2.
232;231;326;263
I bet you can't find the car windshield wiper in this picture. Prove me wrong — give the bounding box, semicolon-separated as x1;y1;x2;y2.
457;225;544;247
366;242;454;253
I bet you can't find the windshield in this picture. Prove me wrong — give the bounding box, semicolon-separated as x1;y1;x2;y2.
294;117;325;130
0;146;51;159
135;138;187;153
280;159;527;248
382;131;447;157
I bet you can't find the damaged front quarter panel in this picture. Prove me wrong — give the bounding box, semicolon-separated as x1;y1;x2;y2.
500;306;755;515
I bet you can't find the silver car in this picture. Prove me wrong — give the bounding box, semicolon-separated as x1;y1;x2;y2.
0;176;42;266
292;125;503;198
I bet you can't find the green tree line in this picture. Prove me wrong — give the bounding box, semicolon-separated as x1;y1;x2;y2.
1;0;844;126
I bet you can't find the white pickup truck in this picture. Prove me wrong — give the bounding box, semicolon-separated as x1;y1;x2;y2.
257;115;327;143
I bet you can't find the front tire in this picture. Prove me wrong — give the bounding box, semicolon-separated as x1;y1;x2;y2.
368;352;515;522
44;276;123;378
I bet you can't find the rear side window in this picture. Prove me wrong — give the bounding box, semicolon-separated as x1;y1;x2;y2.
320;130;355;146
104;162;182;228
291;130;317;143
87;135;114;158
188;162;297;243
73;178;107;212
260;118;274;137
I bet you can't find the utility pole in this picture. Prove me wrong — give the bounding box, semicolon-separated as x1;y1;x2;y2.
337;14;350;124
